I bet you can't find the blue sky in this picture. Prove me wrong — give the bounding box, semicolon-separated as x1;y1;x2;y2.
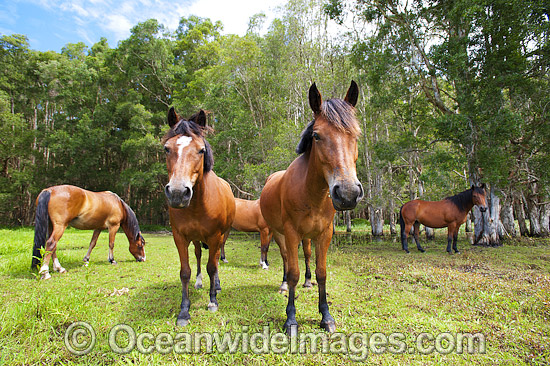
0;0;285;52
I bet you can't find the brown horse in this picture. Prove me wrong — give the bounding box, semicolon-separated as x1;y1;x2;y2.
163;107;235;326
31;185;146;279
260;81;363;335
399;184;488;254
232;198;273;269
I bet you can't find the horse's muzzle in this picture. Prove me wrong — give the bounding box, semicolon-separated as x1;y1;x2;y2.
479;206;487;213
165;184;193;208
330;181;364;210
136;256;146;262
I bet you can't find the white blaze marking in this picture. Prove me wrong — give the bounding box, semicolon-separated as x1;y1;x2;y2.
176;136;193;159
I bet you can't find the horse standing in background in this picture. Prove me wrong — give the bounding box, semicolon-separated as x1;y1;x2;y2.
163;107;235;326
32;185;146;279
399;184;488;254
260;81;363;334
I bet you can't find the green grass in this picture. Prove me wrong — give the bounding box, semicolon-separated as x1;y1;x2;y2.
0;227;549;365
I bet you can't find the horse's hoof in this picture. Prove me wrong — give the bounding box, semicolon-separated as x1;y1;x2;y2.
279;282;288;293
41;272;52;280
260;262;268;270
447;251;453;255
405;250;410;254
455;251;461;254
83;261;89;267
221;258;228;264
58;267;67;274
109;260;118;265
419;249;426;253
194;283;202;289
284;323;298;337
208;302;218;312
320;320;336;333
303;280;313;288
176;318;189;327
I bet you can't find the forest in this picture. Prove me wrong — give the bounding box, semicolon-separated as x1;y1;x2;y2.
1;0;549;246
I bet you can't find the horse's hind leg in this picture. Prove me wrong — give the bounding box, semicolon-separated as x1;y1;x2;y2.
259;229;271;269
302;239;313;288
206;235;223;312
193;241;202;289
219;232;229;264
52;250;66;274
107;224;120;264
40;224;66;280
273;231;288;293
83;229;101;265
401;222;412;253
413;221;425;253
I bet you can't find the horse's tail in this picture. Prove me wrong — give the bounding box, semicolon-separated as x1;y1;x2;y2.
32;190;51;269
399;205;405;239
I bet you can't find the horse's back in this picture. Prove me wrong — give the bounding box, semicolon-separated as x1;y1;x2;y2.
260;170;286;233
402;199;458;228
233;198;262;232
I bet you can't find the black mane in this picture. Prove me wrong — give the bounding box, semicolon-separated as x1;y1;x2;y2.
121;200;141;241
296;98;360;155
163;119;214;173
445;187;484;212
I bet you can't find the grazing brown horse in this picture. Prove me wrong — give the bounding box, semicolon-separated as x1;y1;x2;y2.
163;107;235;326
399;184;488;254
260;81;363;335
31;185;146;279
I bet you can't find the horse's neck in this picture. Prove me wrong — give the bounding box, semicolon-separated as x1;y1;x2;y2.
303;152;330;203
188;173;208;208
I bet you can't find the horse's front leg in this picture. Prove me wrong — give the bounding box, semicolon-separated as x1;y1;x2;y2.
83;229;101;265
174;233;192;326
206;234;223;312
107;224;120;264
446;224;457;254
282;226;301;336
302;239;313;288
259;228;271;269
193;241;202;289
314;227;336;333
452;230;460;254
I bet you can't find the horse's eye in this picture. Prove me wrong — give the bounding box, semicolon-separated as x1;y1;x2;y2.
199;148;206;155
164;146;170;154
313;132;321;141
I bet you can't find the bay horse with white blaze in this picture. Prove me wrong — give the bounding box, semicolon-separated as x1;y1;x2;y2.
32;185;146;279
399;184;488;254
163;107;235;326
260;81;363;335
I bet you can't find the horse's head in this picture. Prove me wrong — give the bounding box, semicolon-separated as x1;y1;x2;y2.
129;232;146;262
472;184;488;212
297;81;364;210
163;107;213;208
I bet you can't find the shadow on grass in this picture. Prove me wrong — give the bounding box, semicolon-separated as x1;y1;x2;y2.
124;280;286;328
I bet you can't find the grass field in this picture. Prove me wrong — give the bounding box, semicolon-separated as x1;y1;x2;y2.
0;227;549;365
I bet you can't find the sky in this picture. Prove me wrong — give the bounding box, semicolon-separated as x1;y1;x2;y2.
0;0;287;52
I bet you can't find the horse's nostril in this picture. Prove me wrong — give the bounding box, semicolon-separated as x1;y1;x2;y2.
183;187;192;199
164;184;171;198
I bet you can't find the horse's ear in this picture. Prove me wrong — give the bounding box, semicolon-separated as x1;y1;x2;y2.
189;109;207;128
309;83;322;115
168;107;179;128
344;80;359;107
480;183;486;190
471;185;475;190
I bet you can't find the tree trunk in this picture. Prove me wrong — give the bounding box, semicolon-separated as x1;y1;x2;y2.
465;212;473;232
389;211;397;235
474;185;502;246
514;194;529;237
345;210;352;233
500;198;516;238
425;226;434;240
526;195;542;237
539;202;549;237
370;206;384;236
